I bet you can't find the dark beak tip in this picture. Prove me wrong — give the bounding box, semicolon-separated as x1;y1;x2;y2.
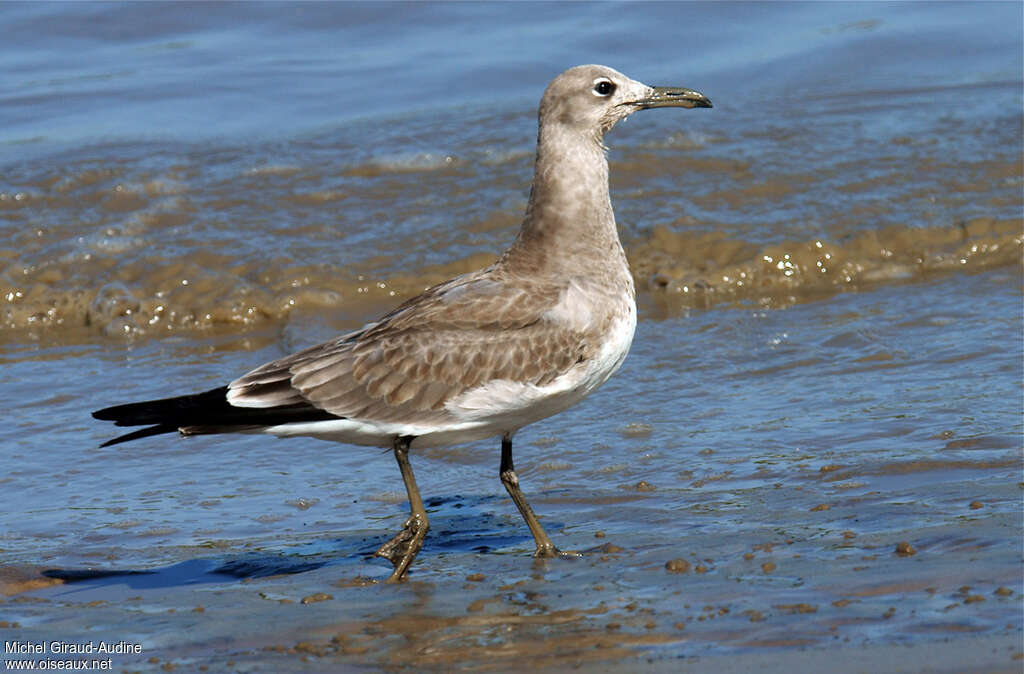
641;86;713;110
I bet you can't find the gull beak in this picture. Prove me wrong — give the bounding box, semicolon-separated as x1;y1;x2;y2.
635;86;712;110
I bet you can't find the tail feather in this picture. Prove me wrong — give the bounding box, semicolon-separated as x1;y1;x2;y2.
99;424;180;448
94;387;233;426
93;386;341;447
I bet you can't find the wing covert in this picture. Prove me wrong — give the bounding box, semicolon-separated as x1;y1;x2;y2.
227;270;593;425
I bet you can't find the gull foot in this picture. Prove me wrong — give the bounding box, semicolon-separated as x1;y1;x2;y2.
376;515;427;582
533;544;582;559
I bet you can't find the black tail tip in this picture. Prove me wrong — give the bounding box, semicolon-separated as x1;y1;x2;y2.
98;424;179;447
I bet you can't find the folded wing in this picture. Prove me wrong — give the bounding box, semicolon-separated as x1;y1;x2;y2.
228;270;592;427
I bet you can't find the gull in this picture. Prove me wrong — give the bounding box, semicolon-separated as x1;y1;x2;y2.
93;64;711;582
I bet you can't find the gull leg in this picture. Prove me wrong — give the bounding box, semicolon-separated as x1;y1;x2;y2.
375;436;429;582
499;434;569;558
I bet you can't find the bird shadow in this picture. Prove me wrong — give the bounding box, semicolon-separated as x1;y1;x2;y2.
37;494;553;596
40;556;322;592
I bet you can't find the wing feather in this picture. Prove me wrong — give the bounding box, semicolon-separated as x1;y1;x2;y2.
227;269;596;426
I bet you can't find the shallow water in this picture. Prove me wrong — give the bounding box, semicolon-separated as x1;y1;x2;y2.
2;2;1022;672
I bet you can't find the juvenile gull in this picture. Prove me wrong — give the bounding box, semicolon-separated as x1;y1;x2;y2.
93;64;711;582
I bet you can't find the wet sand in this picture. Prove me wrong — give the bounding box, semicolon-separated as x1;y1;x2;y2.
4;267;1022;671
4;476;1021;672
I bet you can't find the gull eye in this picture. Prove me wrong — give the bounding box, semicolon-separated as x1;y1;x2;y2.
593;78;616;97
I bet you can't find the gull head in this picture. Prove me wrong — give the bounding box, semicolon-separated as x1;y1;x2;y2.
539;64;712;139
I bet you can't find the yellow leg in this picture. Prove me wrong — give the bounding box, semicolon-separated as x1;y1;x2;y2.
499;434;562;557
375;436;429;582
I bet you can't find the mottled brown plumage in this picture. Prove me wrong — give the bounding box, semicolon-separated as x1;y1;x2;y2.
93;65;711;581
229;269;590;424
